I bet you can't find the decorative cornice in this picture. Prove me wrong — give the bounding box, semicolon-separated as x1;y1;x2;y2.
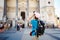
40;6;55;9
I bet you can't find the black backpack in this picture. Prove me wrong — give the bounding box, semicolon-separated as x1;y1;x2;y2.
36;20;45;37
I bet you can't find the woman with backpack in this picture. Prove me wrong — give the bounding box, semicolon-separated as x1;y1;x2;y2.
29;11;40;40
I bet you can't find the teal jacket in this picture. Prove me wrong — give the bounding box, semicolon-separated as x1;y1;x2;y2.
31;19;38;36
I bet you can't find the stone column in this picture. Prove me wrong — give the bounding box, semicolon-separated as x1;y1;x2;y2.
37;0;40;13
12;0;18;27
7;0;16;27
38;0;40;13
3;0;7;22
0;0;4;20
3;0;7;16
25;0;29;27
38;0;41;19
16;0;18;18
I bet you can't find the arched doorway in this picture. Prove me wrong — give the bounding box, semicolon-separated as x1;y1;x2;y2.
20;11;25;28
21;11;25;21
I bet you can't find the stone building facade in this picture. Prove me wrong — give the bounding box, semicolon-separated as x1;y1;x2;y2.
0;0;58;27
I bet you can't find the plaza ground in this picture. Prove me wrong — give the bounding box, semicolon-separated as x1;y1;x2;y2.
0;27;60;40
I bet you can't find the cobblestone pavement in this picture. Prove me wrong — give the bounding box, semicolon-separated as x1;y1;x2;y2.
0;28;60;40
22;28;60;40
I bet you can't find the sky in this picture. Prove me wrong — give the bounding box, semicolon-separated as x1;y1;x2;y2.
54;0;60;17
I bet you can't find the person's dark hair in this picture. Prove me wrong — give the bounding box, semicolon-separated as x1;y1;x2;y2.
34;16;38;20
33;11;35;13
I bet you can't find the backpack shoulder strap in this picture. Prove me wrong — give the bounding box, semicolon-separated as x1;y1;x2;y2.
40;20;45;26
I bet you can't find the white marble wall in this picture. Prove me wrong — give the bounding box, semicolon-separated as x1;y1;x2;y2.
45;0;54;6
0;0;4;7
0;0;4;20
7;0;16;19
40;0;46;8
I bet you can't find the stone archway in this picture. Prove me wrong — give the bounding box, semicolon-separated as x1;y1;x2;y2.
21;11;25;21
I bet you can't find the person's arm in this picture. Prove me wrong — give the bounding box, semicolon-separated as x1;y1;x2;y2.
29;20;33;28
27;14;34;21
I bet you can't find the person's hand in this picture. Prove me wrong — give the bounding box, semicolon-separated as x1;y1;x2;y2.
29;24;32;28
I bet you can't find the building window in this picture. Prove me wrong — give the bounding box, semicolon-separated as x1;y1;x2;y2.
48;1;50;4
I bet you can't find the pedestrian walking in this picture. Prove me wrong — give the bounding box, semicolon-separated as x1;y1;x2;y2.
29;11;40;40
29;11;45;40
17;22;20;31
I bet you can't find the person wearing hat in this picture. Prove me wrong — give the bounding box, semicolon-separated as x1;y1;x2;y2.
29;11;40;40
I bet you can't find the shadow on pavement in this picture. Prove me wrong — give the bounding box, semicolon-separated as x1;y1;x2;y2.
0;37;9;40
45;33;60;40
